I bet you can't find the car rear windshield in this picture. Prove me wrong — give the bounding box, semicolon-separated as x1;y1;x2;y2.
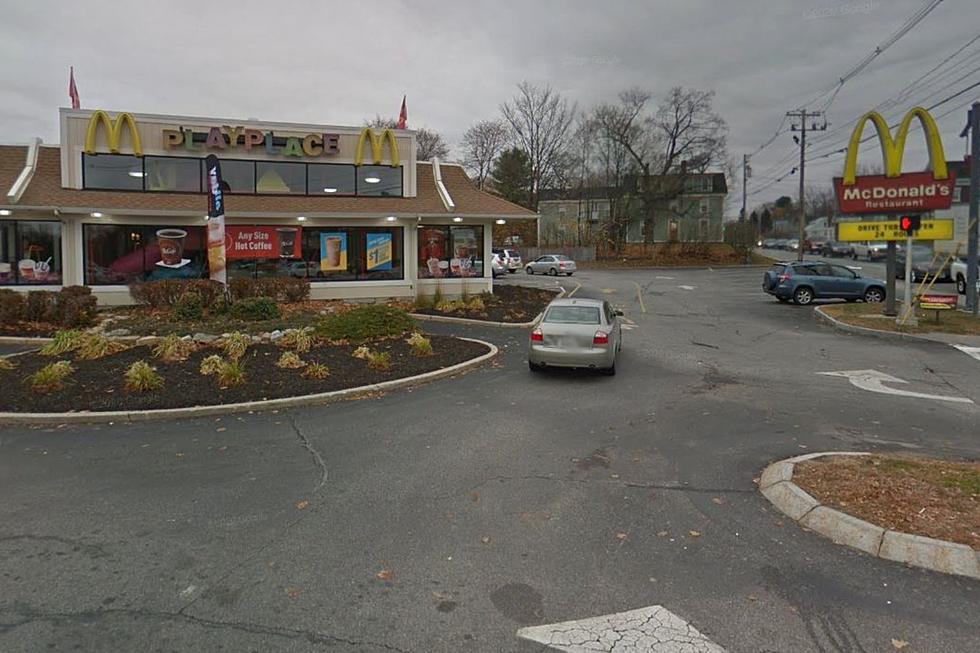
555;255;571;261
768;264;786;274
544;306;600;324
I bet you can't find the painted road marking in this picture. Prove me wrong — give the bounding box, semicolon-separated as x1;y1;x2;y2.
678;285;696;291
632;282;647;313
656;275;675;280
621;317;637;331
953;344;980;363
601;288;618;294
567;281;582;297
517;605;726;652
819;370;975;404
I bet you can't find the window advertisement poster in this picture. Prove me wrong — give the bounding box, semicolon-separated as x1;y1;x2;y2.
225;226;302;259
366;232;393;271
319;232;348;272
451;226;478;277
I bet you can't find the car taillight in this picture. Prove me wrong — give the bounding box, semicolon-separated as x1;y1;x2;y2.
593;331;609;345
777;272;791;282
531;329;543;342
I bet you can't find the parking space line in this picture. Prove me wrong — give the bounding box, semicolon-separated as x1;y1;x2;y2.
567;281;582;297
632;281;647;313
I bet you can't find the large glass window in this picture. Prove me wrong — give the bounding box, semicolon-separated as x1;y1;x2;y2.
0;220;63;285
145;156;201;193
256;162;306;194
82;154;143;190
418;225;484;278
83;224;208;285
215;159;255;194
308;164;356;195
358;165;402;197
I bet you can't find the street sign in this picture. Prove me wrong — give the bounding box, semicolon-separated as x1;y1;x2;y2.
837;218;954;242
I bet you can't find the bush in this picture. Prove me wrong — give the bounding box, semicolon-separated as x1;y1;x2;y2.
367;350;392;371
276;351;306;369
40;330;85;356
229;297;280;321
0;289;25;322
26;291;56;322
281;278;311;303
130;279;225;309
221;332;251;360
30;360;74;392
199;354;224;376
75;333;128;360
352;345;371;360
302;362;330;379
278;329;314;353
316;305;415;343
406;332;433;357
217;358;246;387
56;291;98;328
172;291;205;321
124;360;163;393
153;333;196;361
228;277;258;302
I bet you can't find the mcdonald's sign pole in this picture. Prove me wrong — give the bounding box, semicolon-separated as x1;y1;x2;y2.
961;103;980;315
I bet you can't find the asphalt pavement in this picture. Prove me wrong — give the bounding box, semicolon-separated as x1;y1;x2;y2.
2;268;979;652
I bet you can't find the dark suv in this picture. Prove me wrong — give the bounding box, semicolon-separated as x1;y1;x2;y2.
763;261;886;305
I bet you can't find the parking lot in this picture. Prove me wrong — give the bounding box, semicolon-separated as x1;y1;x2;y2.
2;267;979;652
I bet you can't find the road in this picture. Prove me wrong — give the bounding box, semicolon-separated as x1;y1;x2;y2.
2;268;979;652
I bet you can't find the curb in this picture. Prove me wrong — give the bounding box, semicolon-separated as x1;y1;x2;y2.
0;337;497;426
759;452;980;580
408;286;565;329
0;336;55;345
812;305;946;345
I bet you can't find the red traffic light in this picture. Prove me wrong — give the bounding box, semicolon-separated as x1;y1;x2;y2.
900;215;921;235
900;216;912;231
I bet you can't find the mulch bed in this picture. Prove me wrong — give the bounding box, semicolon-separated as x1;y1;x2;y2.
0;335;488;413
413;285;558;323
0;321;61;338
794;455;980;549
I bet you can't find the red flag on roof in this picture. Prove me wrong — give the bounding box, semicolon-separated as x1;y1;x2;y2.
397;95;407;129
68;67;80;109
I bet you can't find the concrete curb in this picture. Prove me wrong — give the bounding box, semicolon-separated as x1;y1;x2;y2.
408;286;565;329
759;452;980;580
0;336;54;345
812;305;944;345
0;337;497;426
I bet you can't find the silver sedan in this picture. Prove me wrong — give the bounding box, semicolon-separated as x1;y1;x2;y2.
525;255;577;276
528;298;622;375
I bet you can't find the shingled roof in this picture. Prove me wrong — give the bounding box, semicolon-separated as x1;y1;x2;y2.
0;145;535;217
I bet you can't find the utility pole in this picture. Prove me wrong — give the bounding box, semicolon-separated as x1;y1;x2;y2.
740;154;750;223
787;110;826;262
961;102;980;315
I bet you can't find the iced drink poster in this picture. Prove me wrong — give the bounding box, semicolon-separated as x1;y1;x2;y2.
366;233;393;271
320;232;347;271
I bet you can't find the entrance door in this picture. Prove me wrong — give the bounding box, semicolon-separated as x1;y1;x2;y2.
668;220;679;242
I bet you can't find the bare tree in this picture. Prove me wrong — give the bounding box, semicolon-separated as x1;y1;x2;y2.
501;82;576;209
363;116;449;161
461;119;510;189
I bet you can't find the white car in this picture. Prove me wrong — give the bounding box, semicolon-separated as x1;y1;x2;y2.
491;253;507;278
851;242;888;261
951;256;979;295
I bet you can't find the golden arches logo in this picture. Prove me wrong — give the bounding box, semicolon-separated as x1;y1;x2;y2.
842;107;948;186
84;110;143;156
355;127;400;167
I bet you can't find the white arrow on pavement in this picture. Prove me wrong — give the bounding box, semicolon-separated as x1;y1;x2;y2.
678;285;696;291
818;370;975;404
516;605;726;652
953;344;980;363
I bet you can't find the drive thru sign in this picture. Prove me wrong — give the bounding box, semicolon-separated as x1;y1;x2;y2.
837;218;954;242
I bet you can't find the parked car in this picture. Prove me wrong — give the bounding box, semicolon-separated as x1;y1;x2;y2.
529;298;622;375
772;239;788;250
762;238;779;249
807;238;829;254
491;253;507;278
525;254;577;276
786;239;800;251
762;261;886;305
821;241;853;258
851;241;888;261
492;248;522;273
895;247;951;282
951;256;977;295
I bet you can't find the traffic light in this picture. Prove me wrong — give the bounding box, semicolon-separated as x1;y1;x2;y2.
900;215;921;235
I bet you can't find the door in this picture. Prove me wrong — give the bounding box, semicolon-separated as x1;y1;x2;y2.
829;264;862;297
797;264;834;297
532;256;551;273
668;220;679;242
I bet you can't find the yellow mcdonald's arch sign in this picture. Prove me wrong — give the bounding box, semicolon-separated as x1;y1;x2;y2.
842;106;948;186
84;110;143;156
355;127;400;167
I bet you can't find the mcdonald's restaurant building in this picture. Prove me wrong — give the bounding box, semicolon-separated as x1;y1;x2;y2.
0;108;534;304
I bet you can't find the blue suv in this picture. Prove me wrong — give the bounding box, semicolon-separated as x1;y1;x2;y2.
763;261;886;306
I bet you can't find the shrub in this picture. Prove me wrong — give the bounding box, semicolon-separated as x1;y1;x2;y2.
75;333;128;360
229;297;280;321
30;360;74;392
0;356;16;370
316;305;415;343
199;354;224;376
278;329;314;353
413;293;435;311
406;332;433;357
367;350;391;371
221;332;251;360
26;291;56;322
152;333;196;361
467;297;486;311
276;351;306;369
124;360;163;392
217;358;246;387
0;289;26;322
40;330;85;356
172;291;205;321
281;278;311;303
228;277;258;301
50;287;97;328
435;299;466;313
302;362;330;379
130;279;225;309
352;345;372;360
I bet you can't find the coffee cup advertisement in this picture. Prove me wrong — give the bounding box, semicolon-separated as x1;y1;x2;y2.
320;232;347;272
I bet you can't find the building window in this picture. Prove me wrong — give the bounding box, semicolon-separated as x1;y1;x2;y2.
418;225;484;278
145;156;201;193
83;224;208;285
0;220;63;285
214;160;256;194
701;177;713;192
308;164;356;195
358;166;402;197
699;198;710;215
82;153;144;190
255;162;306;194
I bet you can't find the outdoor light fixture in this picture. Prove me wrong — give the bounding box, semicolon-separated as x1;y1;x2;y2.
128;171;146;178
297;216;307;222
0;209;10;216
495;219;506;225
364;175;381;184
386;216;397;222
453;217;463;223
323;187;338;193
90;211;103;218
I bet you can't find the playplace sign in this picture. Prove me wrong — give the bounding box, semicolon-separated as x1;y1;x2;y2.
163;126;341;158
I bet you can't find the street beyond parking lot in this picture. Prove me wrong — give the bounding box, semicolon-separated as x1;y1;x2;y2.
2;268;979;652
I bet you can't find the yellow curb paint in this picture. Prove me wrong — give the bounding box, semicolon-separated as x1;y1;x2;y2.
633;282;647;313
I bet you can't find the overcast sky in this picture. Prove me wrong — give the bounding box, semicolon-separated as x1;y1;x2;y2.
1;0;977;213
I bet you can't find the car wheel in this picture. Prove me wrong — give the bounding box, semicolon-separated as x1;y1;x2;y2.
793;286;814;306
863;287;885;303
601;362;616;376
548;267;558;276
957;275;966;295
526;266;533;275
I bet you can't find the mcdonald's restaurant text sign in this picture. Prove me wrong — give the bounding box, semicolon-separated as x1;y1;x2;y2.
834;107;955;214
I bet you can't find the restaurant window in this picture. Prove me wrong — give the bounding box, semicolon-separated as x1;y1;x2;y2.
418;225;484;278
145;156;201;192
83;224;208;285
212;159;255;194
256;161;306;194
82;153;144;190
0;220;63;285
308;164;356;195
358;165;402;197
